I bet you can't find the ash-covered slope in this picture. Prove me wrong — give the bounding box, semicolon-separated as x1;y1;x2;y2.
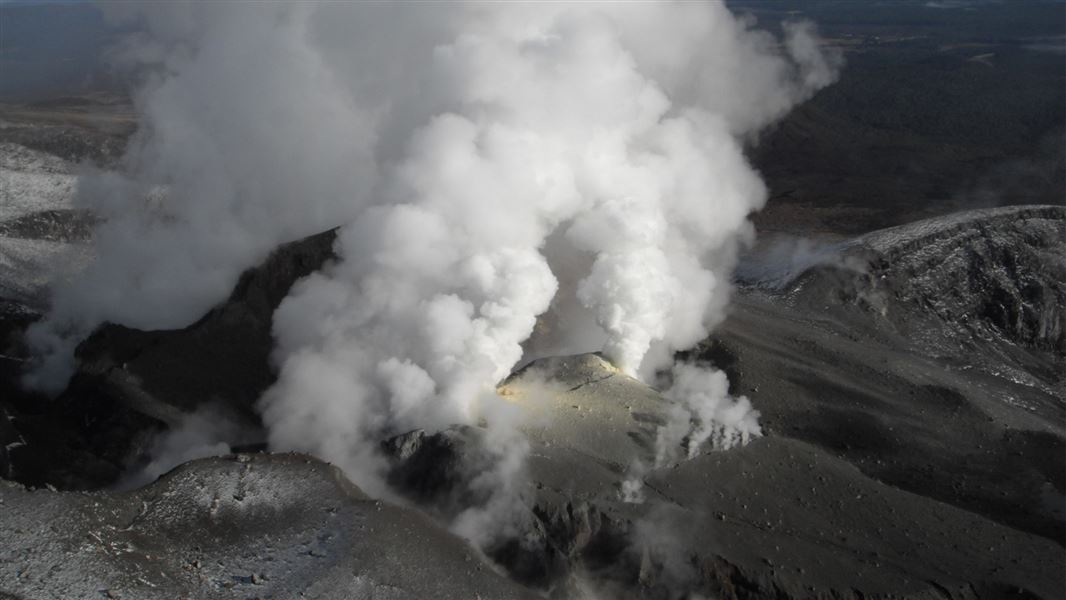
723;205;1065;548
1;205;1064;598
71;227;338;422
0;453;536;600
861;205;1064;365
481;354;1065;599
872;205;1063;351
0;229;337;490
0;100;132;166
782;205;1064;383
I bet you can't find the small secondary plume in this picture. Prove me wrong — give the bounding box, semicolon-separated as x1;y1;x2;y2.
24;2;839;534
621;361;761;506
658;362;762;464
115;404;252;491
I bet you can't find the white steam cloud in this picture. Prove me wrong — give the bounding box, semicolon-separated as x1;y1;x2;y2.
115;404;250;491
24;2;839;531
622;362;761;506
658;362;762;464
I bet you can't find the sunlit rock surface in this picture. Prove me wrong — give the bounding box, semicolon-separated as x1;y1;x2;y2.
483;352;1064;598
0;453;536;600
501;353;672;470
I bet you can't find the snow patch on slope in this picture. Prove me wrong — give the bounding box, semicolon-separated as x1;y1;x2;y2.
0;143;91;309
0;143;77;222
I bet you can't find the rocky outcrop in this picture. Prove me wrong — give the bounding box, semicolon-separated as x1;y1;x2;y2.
0;228;337;490
72;227;338;421
0;105;132;165
0;208;97;243
0;406;19;479
382;425;497;514
717;208;1065;552
858;205;1066;354
2;207;1063;598
769;205;1065;396
0;453;538;600
381;353;1065;599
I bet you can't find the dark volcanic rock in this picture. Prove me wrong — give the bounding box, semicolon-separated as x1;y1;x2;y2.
0;405;18;479
721;206;1066;549
499;353;1065;599
782;205;1065;378
381;425;567;588
0;208;97;242
859;205;1066;354
1;306;129;489
1;206;1062;598
0;453;538;600
0;109;131;165
383;425;493;511
0;228;337;490
3;390;158;490
73;227;338;422
0;301;40;414
479;209;1066;596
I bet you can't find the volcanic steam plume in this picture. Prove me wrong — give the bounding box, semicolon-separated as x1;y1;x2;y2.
25;2;839;514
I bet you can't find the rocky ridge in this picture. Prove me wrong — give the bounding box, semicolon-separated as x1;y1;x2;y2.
0;453;536;600
0;206;1063;598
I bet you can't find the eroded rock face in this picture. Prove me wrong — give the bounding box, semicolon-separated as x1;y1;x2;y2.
73;227;339;421
715;207;1065;559
0;104;132;166
0;228;339;490
382;425;496;514
1;207;1063;598
783;205;1065;376
0;406;19;479
379;359;659;592
442;352;1065;599
869;206;1065;354
0;453;537;600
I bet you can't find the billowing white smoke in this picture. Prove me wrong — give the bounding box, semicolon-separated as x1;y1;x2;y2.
622;361;761;505
658;362;762;463
24;3;379;393
115;404;251;491
261;4;838;498
25;1;839;528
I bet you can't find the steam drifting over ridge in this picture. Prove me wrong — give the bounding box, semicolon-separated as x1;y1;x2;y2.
25;3;839;501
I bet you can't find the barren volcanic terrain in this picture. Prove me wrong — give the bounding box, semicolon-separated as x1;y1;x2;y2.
2;139;1062;595
1;2;1064;599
